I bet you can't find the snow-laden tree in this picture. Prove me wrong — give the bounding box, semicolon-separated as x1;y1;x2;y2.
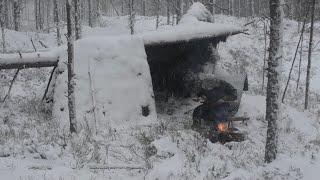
264;0;283;163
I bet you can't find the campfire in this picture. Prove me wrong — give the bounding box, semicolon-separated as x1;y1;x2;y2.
217;122;227;131
207;120;245;144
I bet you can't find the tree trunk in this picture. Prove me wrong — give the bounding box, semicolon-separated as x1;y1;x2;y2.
88;0;93;27
46;1;51;33
210;0;216;21
0;0;6;53
13;0;20;31
264;0;283;164
305;0;315;110
156;0;161;29
238;0;240;18
176;0;182;24
39;0;43;29
54;0;62;46
166;0;170;25
128;0;135;34
142;0;146;16
74;0;81;40
4;0;8;28
66;0;77;134
251;0;254;17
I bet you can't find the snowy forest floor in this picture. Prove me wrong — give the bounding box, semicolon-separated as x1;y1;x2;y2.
0;15;320;180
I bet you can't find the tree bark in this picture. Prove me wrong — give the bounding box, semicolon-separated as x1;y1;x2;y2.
264;0;283;164
305;0;315;110
66;0;77;134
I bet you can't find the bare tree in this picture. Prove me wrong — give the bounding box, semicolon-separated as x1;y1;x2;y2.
66;0;77;134
305;0;315;110
264;0;283;163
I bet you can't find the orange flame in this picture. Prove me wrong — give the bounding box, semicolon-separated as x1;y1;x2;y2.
218;123;226;131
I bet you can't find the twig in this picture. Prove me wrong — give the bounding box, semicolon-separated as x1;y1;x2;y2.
18;51;22;58
110;0;120;16
31;38;37;52
312;39;320;51
41;63;58;103
39;41;49;48
208;3;231;13
244;20;255;27
296;31;304;91
262;22;268;92
282;11;308;103
88;63;98;135
2;69;20;105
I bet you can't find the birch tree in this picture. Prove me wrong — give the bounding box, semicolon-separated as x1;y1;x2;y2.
66;0;77;134
264;0;283;163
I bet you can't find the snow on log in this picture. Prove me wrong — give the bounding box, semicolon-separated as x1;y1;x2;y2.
0;50;60;69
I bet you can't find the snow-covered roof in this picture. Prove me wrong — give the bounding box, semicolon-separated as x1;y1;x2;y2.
142;2;244;46
142;22;244;46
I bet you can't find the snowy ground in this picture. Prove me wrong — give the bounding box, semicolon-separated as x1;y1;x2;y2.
0;14;320;180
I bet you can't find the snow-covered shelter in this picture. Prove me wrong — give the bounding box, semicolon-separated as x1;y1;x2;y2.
0;3;245;133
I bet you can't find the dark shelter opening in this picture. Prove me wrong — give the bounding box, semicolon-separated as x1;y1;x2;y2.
144;35;248;143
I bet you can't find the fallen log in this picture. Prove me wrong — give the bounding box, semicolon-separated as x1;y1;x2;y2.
0;51;59;69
